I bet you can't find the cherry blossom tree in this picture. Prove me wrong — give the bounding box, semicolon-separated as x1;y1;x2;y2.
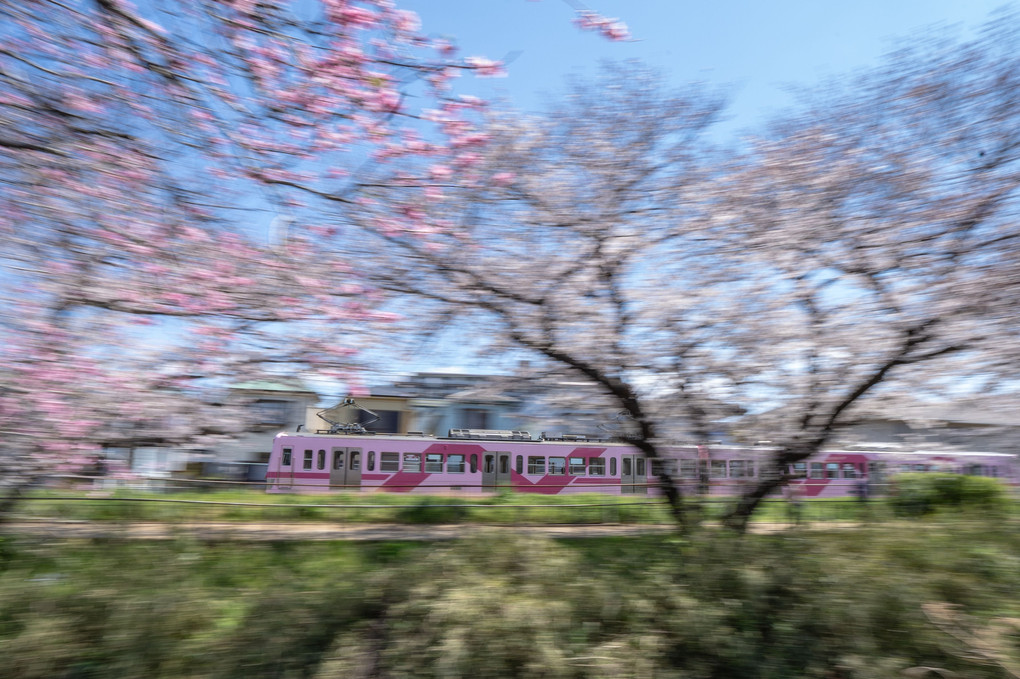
0;0;628;513
345;63;729;530
707;15;1020;527
343;16;1020;530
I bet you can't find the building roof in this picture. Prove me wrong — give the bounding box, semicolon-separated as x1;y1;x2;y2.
860;397;1020;428
230;380;318;396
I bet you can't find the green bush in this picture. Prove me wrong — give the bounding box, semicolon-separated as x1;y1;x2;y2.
890;473;1008;517
395;497;470;524
1;520;1019;678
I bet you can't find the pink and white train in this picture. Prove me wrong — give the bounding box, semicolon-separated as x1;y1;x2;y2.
265;428;1018;497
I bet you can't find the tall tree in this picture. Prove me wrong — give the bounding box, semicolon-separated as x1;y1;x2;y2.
0;0;627;509
351;64;730;530
346;17;1020;530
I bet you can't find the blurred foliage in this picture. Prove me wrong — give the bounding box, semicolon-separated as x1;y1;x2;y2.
0;517;1018;678
9;487;931;525
890;474;1009;517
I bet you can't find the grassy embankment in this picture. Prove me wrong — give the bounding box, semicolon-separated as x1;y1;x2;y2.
1;514;1018;678
13;486;888;525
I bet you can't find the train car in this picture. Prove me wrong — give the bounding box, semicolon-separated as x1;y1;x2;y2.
266;429;653;495
655;446;1018;498
265;424;1018;496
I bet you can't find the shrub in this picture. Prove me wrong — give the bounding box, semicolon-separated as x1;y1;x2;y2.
890;474;1008;517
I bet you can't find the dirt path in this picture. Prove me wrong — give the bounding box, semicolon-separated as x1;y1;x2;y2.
1;520;859;541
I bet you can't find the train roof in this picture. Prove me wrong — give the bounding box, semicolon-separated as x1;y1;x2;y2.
275;430;631;445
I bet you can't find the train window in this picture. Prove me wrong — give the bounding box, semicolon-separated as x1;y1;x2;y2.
303;450;313;470
569;457;586;475
350;451;360;470
333;449;344;470
589;458;605;476
793;462;807;478
516;455;523;474
988;466;998;477
425;454;443;473
636;457;646;476
499;456;509;474
826;463;839;479
282;448;292;466
367;451;375;471
610;458;617;476
470;454;478;473
484;455;494;473
710;460;727;478
549;457;566;475
842;463;857;479
403;453;422;473
317;450;326;470
622;458;632;476
680;460;698;478
729;460;748;478
447;454;465;473
759;463;780;481
381;452;399;472
528;456;545;474
913;464;927;472
810;463;824;479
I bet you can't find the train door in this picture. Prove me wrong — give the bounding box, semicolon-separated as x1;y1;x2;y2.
481;451;512;490
330;447;362;490
621;454;647;495
866;461;884;496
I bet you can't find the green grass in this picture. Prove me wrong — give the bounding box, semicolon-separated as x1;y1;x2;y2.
9;487;913;525
12;488;677;524
0;517;1017;678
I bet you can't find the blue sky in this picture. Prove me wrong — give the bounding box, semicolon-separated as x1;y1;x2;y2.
346;0;1014;385
404;0;1011;134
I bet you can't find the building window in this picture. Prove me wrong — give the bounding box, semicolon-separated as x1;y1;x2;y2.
463;408;489;429
303;450;313;470
253;400;290;426
842;463;857;479
610;457;617;476
367;451;375;471
549;457;566;475
380;452;399;472
810;463;824;479
528;456;545;474
281;448;292;466
447;454;465;473
425;453;443;473
569;457;586;476
360;409;400;433
403;453;422;473
516;455;523;474
470;454;478;473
